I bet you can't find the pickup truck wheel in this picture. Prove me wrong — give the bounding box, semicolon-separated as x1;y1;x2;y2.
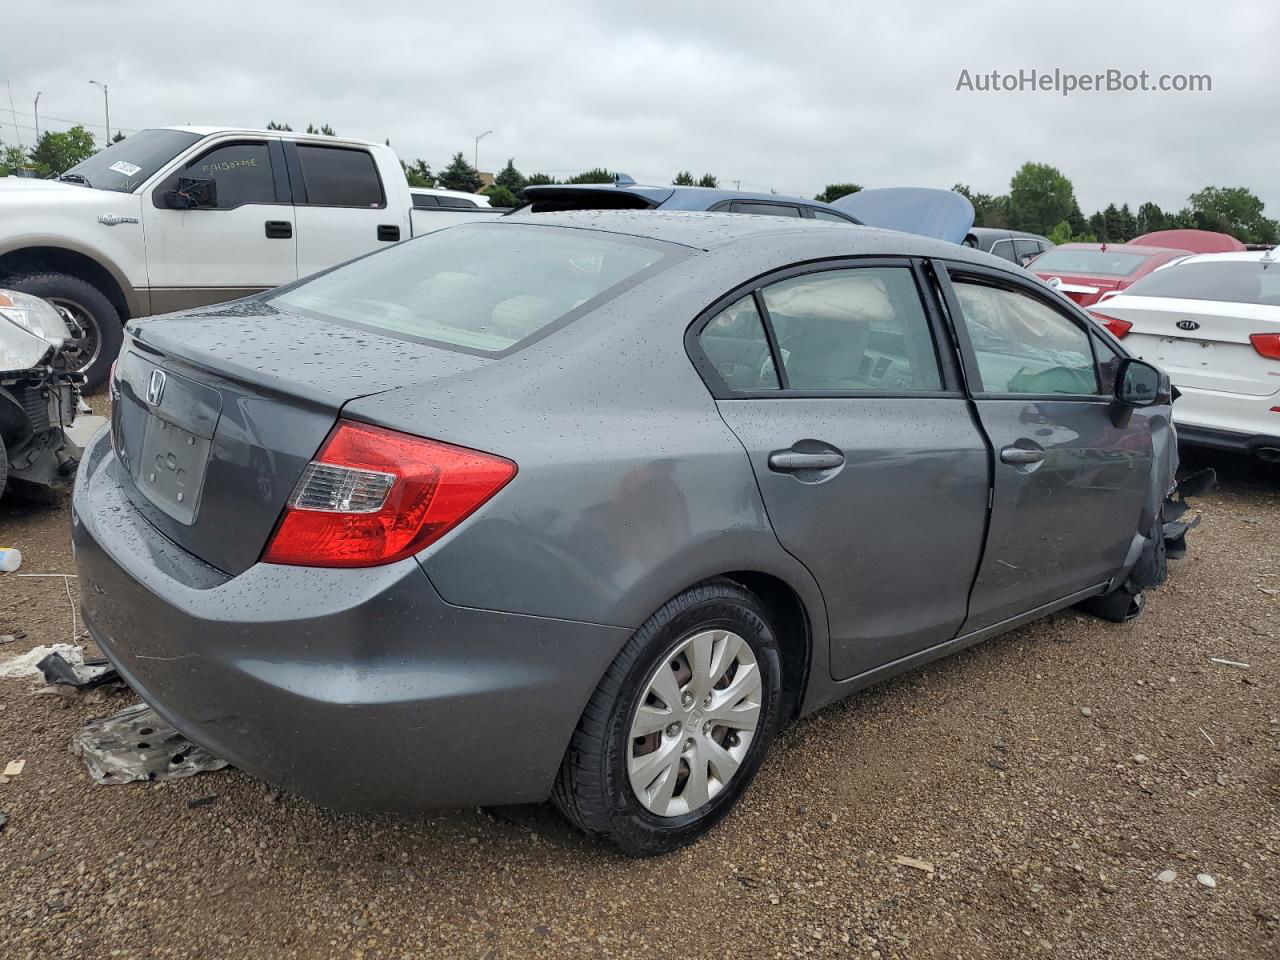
553;581;782;856
3;273;122;391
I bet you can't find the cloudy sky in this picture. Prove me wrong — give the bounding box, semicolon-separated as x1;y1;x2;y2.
6;0;1276;217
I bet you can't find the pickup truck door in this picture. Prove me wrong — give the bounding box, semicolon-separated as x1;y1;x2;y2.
935;262;1152;630
141;137;297;313
286;142;407;278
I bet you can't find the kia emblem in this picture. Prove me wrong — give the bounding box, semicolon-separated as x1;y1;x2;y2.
1176;319;1201;331
146;369;167;406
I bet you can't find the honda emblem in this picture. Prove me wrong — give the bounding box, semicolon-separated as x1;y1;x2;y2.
146;369;167;406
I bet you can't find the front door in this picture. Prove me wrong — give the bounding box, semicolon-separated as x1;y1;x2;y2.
937;264;1152;630
693;259;990;680
142;137;297;313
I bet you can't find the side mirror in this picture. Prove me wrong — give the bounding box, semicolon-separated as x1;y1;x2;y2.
1115;357;1166;407
163;176;217;210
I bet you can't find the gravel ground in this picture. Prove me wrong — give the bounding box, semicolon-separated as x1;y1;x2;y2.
1;448;1276;960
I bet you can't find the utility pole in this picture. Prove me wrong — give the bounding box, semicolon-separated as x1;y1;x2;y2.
473;129;492;170
33;91;41;140
88;79;110;143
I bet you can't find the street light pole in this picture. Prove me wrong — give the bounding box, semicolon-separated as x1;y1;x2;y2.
473;130;492;170
33;92;41;140
88;79;110;143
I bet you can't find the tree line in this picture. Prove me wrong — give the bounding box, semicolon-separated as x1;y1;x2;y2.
953;162;1279;245
2;126;1275;245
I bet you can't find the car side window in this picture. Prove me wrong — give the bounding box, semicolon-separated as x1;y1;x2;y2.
698;296;780;391
952;279;1102;396
154;141;275;209
811;209;852;224
1092;331;1124;395
761;267;943;392
296;145;385;208
988;239;1016;263
731;202;802;217
1014;239;1042;265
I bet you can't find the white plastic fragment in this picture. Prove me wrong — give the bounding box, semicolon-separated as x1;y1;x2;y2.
1197;873;1216;889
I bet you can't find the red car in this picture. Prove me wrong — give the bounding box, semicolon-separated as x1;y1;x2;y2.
1028;243;1192;307
1131;229;1246;254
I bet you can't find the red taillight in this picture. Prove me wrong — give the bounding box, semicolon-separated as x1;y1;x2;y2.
1250;333;1280;360
262;420;516;568
1089;311;1132;339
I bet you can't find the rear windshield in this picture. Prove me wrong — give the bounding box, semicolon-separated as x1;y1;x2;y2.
1031;249;1149;277
271;223;675;354
1122;259;1280;305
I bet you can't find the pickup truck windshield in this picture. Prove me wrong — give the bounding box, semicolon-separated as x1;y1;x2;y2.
60;129;201;193
272;223;675;355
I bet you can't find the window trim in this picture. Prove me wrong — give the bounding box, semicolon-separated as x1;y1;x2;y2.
149;138;286;211
284;140;388;210
685;256;964;400
933;259;1118;403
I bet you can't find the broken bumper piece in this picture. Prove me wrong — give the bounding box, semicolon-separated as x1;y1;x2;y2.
70;703;229;785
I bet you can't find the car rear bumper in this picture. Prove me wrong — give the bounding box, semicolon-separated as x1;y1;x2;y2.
1174;423;1280;456
1170;385;1280;457
71;429;629;810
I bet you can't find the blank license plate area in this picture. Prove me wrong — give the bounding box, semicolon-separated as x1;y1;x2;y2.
135;414;212;525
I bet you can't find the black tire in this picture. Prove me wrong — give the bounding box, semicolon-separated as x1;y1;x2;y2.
3;272;122;391
0;434;8;499
553;581;783;856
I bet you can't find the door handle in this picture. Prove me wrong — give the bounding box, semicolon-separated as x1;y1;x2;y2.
377;224;401;242
264;220;292;239
1000;446;1046;465
768;450;846;472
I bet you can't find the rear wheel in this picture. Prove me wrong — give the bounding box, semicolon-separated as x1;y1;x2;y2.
3;273;122;391
553;581;782;856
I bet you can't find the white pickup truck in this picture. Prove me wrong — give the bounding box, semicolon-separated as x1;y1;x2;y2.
0;127;500;387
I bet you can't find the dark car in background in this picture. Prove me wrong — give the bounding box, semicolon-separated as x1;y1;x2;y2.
74;212;1179;856
963;227;1053;265
1028;242;1192;306
518;175;862;222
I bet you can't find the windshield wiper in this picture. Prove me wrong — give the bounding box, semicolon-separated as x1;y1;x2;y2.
57;173;92;187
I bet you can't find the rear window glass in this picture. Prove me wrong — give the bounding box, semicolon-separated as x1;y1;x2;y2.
1122;260;1280;305
271;224;674;354
1030;249;1149;277
297;146;384;208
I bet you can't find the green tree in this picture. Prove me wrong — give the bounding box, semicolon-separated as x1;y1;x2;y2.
1187;186;1279;244
1066;200;1088;238
305;123;337;136
815;182;862;203
0;142;29;176
1047;220;1074;245
566;167;615;184
1116;203;1137;242
697;173;719;188
1101;203;1122;242
28;125;97;176
1088;211;1107;240
1136;202;1167;235
494;158;526;196
521;172;558;199
672;170;695;186
402;159;435;188
953;183;1010;228
1007;162;1076;235
482;184;519;207
266;121;293;131
437;151;483;193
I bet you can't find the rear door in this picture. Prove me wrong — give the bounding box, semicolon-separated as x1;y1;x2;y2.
288;141;403;277
692;258;990;680
142;136;297;311
936;263;1152;629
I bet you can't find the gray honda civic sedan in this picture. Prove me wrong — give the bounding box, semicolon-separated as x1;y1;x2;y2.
73;211;1177;855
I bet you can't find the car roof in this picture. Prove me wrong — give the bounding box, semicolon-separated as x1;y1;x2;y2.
1048;243;1186;256
500;209;1003;263
1156;249;1278;266
157;125;383;148
522;181;843;212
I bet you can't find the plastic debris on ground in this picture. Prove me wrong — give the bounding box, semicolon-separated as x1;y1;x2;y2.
0;643;82;681
70;702;229;785
37;648;119;689
3;759;25;777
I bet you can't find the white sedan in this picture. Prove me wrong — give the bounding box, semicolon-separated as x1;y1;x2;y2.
1087;250;1280;462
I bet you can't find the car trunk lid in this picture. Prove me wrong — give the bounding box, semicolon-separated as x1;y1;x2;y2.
112;299;487;574
1095;296;1280;397
1036;273;1123;306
